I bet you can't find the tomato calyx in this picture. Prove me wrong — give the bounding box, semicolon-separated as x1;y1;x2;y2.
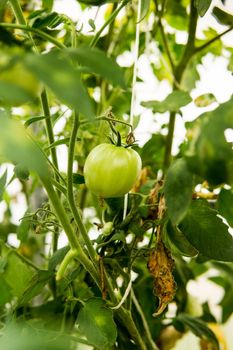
108;123;137;149
103;108;137;148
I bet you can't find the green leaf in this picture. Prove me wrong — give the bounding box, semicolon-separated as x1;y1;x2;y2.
174;314;219;350
0;276;12;306
166;221;198;257
14;164;30;181
217;188;233;227
68;47;126;88
24;51;95;118
142;90;192;113
180;58;200;91
0;111;49;178
27;9;47;19
73;173;85;184
165;0;188;30
219;281;233;322
49;246;70;271
0;81;34;106
140;134;165;171
76;0;111;6
195;0;212;17
77;298;117;350
186;97;233;185
44;137;80;150
0;169;7;202
88;19;96;31
24;115;47;128
212;7;233;26
164;158;193;225
32;12;65;29
42;0;54;11
0;256;7;273
179;200;233;261
18;270;53;305
0;0;8;18
17;212;30;242
1;250;36;298
211;262;233;322
194;93;216;107
139;0;150;22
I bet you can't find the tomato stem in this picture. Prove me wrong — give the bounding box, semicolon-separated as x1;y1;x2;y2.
163;0;198;170
67;112;97;266
41;176;100;286
116;131;122;147
0;23;66;49
90;0;129;48
56;249;77;281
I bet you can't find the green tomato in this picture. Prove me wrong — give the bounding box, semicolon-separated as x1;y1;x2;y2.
84;143;142;198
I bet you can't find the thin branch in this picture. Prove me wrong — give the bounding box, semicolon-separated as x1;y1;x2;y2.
174;0;198;82
67;112;97;266
163;0;198;169
111;279;132;310
41;90;59;171
194;25;233;54
158;19;175;73
0;22;66;49
90;0;128;48
80;116;133;130
41;177;100;286
132;289;159;350
56;249;77;281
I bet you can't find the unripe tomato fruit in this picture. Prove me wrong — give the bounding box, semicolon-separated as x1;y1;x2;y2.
84;143;142;198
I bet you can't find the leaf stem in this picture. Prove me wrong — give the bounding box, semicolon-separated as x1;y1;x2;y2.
174;0;198;83
194;25;233;54
158;19;175;73
0;23;66;49
56;248;77;281
90;0;128;48
163;111;176;169
132;289;159;350
41;177;100;286
67;112;97;266
115;308;148;350
41;89;59;173
80;116;133;130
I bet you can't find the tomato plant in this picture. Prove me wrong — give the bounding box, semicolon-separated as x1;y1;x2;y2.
84;143;142;197
0;0;233;349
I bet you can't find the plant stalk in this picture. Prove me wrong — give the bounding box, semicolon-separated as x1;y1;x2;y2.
67;112;97;266
116;308;148;350
41;177;100;286
56;249;77;281
163;0;198;169
132;289;159;350
90;0;128;48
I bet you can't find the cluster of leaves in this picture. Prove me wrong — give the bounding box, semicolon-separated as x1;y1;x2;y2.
0;0;233;349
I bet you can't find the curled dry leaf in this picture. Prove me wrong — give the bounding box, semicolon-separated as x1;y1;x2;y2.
131;167;148;193
147;241;176;316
